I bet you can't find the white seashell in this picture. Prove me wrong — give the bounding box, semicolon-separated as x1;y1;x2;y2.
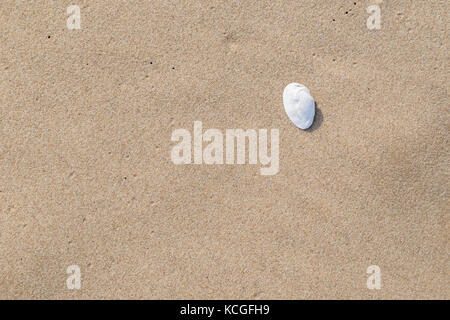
283;83;316;130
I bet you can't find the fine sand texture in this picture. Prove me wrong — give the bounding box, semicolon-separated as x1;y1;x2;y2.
0;0;448;299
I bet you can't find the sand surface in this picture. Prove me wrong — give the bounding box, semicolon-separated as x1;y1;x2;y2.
0;0;448;299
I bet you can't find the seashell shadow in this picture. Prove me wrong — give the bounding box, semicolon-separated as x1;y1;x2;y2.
305;104;323;132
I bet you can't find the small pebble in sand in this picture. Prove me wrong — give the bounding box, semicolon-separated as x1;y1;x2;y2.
283;83;316;130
